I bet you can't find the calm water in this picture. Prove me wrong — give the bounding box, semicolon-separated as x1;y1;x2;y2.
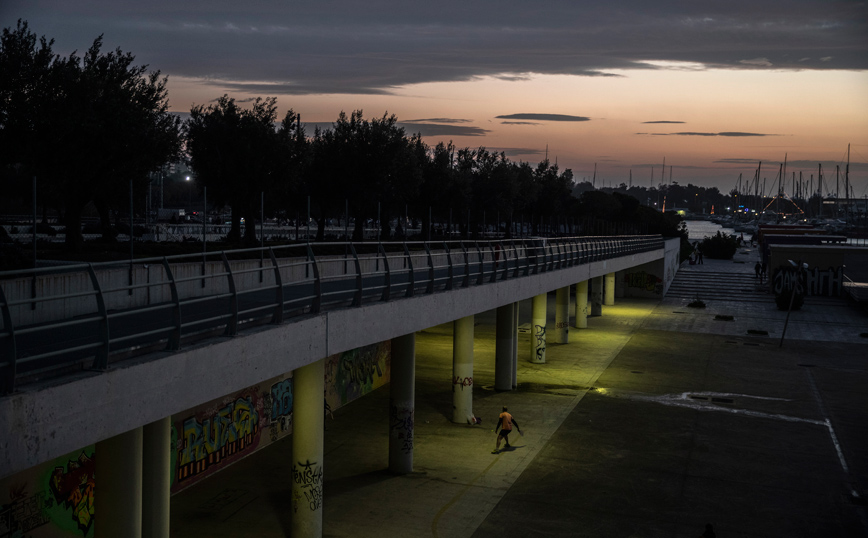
683;219;735;240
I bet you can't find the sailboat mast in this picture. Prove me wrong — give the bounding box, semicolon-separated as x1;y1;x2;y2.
846;144;851;221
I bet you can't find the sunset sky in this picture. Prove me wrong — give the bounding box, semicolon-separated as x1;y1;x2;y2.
3;1;867;196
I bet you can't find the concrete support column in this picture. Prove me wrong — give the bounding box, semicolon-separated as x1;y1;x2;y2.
142;417;171;538
452;315;474;423
390;333;415;474
604;272;615;306
591;276;603;316
574;280;588;328
531;293;547;363
95;427;143;538
291;359;325;536
495;304;517;391
555;287;570;344
512;302;519;389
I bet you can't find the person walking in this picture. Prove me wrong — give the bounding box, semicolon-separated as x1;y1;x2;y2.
754;261;761;279
492;406;522;454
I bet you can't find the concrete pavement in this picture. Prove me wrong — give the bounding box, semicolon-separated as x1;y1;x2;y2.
170;247;868;537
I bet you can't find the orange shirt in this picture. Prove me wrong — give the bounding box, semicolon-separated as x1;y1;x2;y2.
499;412;513;431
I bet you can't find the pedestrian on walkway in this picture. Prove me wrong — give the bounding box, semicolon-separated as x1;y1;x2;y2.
698;523;716;538
754;261;761;279
696;244;704;264
492;406;522;454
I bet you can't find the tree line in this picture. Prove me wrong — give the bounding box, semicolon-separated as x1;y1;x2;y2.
2;21;687;251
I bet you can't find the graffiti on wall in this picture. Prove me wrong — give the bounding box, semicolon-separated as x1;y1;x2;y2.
624;271;662;294
326;342;390;408
773;266;843;297
0;484;53;538
47;453;95;536
269;378;293;442
0;447;96;538
291;460;323;513
175;394;262;487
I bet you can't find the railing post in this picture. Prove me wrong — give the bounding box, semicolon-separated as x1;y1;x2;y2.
0;284;18;394
269;248;284;324
424;243;435;294
488;243;498;283
220;252;238;336
444;242;454;290
162;258;181;351
403;243;415;297
379;244;391;301
460;242;470;288
474;242;484;285
350;243;364;305
307;245;322;312
86;264;110;371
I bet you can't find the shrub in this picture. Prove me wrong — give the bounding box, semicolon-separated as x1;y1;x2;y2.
701;231;738;260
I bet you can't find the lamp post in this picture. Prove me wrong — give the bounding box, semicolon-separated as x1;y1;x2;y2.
185;176;192;212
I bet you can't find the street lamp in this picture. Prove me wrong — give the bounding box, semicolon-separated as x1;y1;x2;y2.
186;176;192;213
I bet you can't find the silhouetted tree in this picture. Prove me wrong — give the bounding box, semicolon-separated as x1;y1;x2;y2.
186;96;298;243
0;20;181;249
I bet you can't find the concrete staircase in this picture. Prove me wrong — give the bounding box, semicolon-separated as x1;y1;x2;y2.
665;269;773;303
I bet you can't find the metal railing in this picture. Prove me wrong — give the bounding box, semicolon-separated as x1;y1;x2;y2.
0;235;663;394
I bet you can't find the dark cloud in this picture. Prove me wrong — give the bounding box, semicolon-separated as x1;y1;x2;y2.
643;131;775;137
406;118;473;124
496;113;591;122
7;1;864;95
501;121;541;125
490;147;546;159
399;123;489;137
643;120;685;124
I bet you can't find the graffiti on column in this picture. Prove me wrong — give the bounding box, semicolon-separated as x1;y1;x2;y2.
390;404;414;454
534;324;546;361
292;460;323;513
175;394;261;486
452;376;473;390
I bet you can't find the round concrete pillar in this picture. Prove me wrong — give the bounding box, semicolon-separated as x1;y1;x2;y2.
143;417;171;538
531;293;547;363
555;287;569;344
591;276;603;316
390;333;415;474
495;304;516;391
291;359;325;537
511;302;519;389
452;315;474;423
574;280;588;328
604;272;615;306
95;427;143;538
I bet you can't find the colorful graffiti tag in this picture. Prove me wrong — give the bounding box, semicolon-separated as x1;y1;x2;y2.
0;448;96;538
326;342;390;409
47;453;95;536
269;378;293;442
175;394;262;487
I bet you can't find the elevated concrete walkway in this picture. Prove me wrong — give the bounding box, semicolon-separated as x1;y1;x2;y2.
169;243;868;537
